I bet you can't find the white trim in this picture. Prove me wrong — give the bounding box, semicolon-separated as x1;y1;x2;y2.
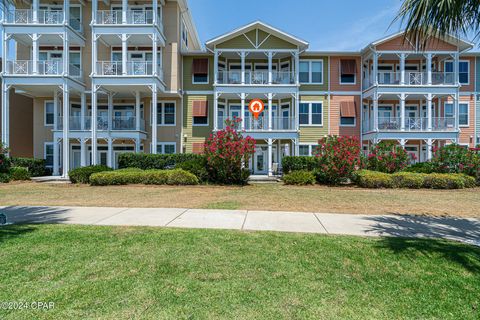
299;100;323;126
157;100;176;126
299;59;324;85
298;143;318;156
44;100;54;127
156;142;177;154
44;142;54;168
340;116;356;127
445;59;470;85
458;102;470;127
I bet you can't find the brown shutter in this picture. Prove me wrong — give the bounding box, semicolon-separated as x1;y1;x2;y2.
340;101;356;117
192;58;209;74
192;142;204;154
192;100;208;117
341;59;357;75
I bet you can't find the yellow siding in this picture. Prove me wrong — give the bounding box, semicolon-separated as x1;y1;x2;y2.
299;95;329;143
183;95;213;153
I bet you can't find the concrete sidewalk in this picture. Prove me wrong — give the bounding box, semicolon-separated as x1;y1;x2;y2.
1;206;479;244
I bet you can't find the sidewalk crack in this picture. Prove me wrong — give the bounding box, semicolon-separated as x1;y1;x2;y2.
241;210;249;230
93;208;131;225
165;208;189;227
314;213;329;234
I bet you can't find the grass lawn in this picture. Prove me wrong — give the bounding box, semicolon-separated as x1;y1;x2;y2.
0;224;479;319
0;182;479;217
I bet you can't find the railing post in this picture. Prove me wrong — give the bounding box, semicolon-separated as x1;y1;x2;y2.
92;0;97;24
32;0;39;23
400;53;405;85
122;0;127;24
63;0;69;25
427;53;432;85
427;93;432;131
121;33;128;75
240;51;246;85
400;93;406;131
214;50;219;85
32;33;39;74
62;31;69;76
268;51;273;85
373;52;378;85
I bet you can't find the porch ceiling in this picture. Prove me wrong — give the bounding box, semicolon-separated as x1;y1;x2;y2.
217;92;295;101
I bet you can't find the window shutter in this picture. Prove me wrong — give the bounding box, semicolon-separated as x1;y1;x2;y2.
192;58;209;74
192;100;208;117
341;59;357;75
340;101;356;117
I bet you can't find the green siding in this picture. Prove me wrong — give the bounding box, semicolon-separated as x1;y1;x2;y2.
216;29;298;50
183;56;215;91
299;56;329;92
298;96;329;143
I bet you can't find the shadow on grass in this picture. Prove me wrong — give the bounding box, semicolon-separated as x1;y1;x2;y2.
365;215;480;273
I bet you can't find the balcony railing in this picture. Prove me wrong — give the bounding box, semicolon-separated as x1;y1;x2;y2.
95;10;162;27
216;71;295;85
5;9;83;32
96;61;161;77
364;71;456;89
4;60;82;78
363;117;456;132
217;116;296;131
57;116;145;131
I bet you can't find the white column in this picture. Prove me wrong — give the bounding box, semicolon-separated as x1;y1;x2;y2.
135;138;141;153
1;83;9;148
454;93;460;130
107;93;113;131
107;138;113;168
32;0;39;23
400;139;406;148
214;51;219;85
427;93;433;131
454;53;460;85
240;93;245;130
427;53;432;85
295;92;299;130
213;92;218;130
400;53;405;85
62;84;70;177
426;139;433;161
53;90;59;130
152;0;158;25
91;86;98;165
373;93;379;131
92;0;97;24
92;34;98;75
268;52;273;84
400;93;406;131
63;32;69;76
80;138;87;167
268;93;273;130
53;139;60;175
240;51;246;84
152;34;158;76
135;91;141;131
80;92;86;131
32;34;39;74
151;84;158;153
122;0;128;24
373;52;378;85
63;0;70;24
294;51;300;84
122;34;128;75
267;138;273;176
2;34;7;77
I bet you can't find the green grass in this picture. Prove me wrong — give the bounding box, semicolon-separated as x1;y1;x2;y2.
202;200;241;210
0;225;479;319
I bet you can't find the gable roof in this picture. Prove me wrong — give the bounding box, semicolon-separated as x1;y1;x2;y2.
205;21;309;51
362;30;474;53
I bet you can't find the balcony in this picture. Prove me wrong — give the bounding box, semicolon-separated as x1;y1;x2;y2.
217;71;296;85
95;61;161;78
364;71;456;89
4;60;82;78
363;117;456;133
5;9;82;32
94;10;163;34
57;116;146;131
218;116;297;131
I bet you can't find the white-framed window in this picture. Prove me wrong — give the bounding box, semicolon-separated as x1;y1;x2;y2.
193;115;209;126
299;101;323;126
459;103;469;126
69;5;82;32
299;144;318;156
157;143;176;154
44;142;54;167
340;116;356;126
445;60;469;84
157;101;176;126
444;102;454;118
299;60;323;84
44;101;54;126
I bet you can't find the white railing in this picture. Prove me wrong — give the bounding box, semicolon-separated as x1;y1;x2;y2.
217;71;295;85
95;10;161;26
6;9;82;31
57;116;145;131
364;117;456;132
217;116;297;131
364;71;456;88
96;61;161;77
5;60;82;78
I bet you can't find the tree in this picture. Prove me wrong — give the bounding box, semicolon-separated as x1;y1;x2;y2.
394;0;479;47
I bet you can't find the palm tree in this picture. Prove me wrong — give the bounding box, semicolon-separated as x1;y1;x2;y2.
394;0;479;46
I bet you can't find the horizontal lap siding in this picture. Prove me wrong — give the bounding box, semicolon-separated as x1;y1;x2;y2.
299;96;328;143
376;35;457;51
183;95;213;153
299;56;328;92
458;95;476;146
329;56;361;92
183;56;215;91
330;95;361;138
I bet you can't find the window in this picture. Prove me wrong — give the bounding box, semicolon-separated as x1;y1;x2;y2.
192;58;209;84
157;102;175;125
69;52;81;75
69;6;82;31
192;100;209;125
45;102;54;126
45;143;54;167
299;144;318;156
459;103;469;126
444;103;454;118
182;20;188;48
157;143;176;154
340;59;356;84
299;60;323;84
299;102;323;125
340;101;356;126
445;61;469;84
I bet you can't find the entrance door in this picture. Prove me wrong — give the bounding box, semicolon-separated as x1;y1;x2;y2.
129;52;146;75
378;106;393;129
280;104;290;130
405;106;419;130
254;146;268;175
71;147;81;169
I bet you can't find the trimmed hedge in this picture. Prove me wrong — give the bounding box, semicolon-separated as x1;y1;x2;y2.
69;165;113;184
10;157;50;177
9;167;30;181
403;162;436;174
118;153;204;170
283;170;316;185
355;170;476;189
282;156;317;174
175;159;209;183
90;169;199;186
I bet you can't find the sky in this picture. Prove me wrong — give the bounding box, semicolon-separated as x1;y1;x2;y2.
188;0;473;51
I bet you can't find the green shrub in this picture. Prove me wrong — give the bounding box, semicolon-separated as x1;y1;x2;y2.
90;169;198;186
175;159;209;183
391;172;426;189
355;170;394;188
403;162;436;174
282;156;317;174
423;173;467;189
118;153;204;170
10;157;50;177
0;173;11;183
69;165;113;184
0;143;11;174
283;170;316;185
9;167;30;181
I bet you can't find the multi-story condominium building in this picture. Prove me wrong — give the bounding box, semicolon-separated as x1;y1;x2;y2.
1;5;478;177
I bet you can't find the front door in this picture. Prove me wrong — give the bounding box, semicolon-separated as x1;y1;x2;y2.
405;106;419;129
129;52;146;75
253;146;268;175
280;104;290;129
71;147;81;169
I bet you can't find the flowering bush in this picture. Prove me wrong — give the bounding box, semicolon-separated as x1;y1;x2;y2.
366;141;410;173
312;136;362;184
204;118;256;185
431;144;480;177
0;143;11;174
